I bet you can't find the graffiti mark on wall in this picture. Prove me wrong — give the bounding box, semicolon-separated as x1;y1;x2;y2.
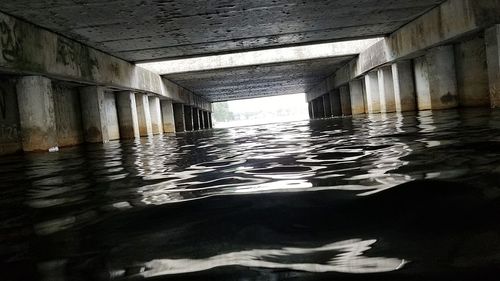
0;124;19;141
0;20;22;62
57;37;77;66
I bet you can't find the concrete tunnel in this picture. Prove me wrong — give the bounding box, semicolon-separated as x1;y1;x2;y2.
3;1;500;280
0;0;499;154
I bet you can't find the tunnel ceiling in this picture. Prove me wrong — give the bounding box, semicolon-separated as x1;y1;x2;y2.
0;0;444;62
165;56;354;102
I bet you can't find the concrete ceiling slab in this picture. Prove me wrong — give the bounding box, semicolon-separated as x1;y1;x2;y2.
0;0;444;62
165;56;353;102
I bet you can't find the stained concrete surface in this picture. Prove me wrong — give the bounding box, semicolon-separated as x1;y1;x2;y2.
165;56;353;102
0;0;444;61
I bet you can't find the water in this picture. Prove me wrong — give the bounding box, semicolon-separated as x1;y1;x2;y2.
2;109;500;281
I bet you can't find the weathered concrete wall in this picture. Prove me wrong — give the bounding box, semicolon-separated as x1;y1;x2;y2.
0;76;20;155
0;11;211;109
53;84;84;147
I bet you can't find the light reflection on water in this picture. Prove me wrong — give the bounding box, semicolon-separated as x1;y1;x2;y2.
1;109;500;280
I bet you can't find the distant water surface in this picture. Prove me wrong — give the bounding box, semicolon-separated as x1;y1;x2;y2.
1;109;500;280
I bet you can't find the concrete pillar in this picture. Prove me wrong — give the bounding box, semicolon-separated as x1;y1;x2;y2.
348;80;365;115
135;93;153;137
310;101;317;118
80;86;109;143
184;105;194;131
485;25;500;108
455;35;490;107
199;109;205;129
392;61;417;112
173;103;185;132
323;94;332;117
203;111;210;128
148;96;163;135
414;46;458;110
116;91;140;139
208;112;213;128
308;102;313;119
339;86;352;116
192;108;200;130
329;90;342;116
16;76;58;152
160;100;176;133
315;97;325;118
377;66;396;113
364;72;381;114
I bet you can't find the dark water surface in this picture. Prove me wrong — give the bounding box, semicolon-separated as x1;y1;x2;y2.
2;109;500;281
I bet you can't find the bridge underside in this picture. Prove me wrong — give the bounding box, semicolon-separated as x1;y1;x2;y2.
165;56;354;102
0;0;443;62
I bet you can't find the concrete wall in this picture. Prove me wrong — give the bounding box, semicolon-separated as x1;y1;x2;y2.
0;77;21;155
53;84;84;147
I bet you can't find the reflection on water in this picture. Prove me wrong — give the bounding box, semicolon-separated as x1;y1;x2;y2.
141;239;406;277
1;109;500;280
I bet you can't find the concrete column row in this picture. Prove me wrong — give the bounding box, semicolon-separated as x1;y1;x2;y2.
309;87;353;119
172;104;213;133
15;78;213;152
310;26;500;117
